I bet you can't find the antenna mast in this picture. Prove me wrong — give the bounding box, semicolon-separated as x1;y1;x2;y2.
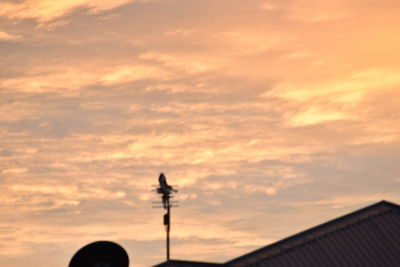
152;173;178;261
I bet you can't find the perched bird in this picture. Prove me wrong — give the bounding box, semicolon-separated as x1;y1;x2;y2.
157;173;177;209
158;173;176;194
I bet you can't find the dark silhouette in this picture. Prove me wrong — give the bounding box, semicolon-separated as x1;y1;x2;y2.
69;241;129;267
155;173;178;261
154;200;400;267
157;173;177;209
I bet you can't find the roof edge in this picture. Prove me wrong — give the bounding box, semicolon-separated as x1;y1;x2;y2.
227;199;399;264
153;259;225;266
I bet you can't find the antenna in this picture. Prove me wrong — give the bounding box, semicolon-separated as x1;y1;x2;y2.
152;173;178;261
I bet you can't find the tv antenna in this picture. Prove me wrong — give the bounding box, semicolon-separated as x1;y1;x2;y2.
152;173;178;261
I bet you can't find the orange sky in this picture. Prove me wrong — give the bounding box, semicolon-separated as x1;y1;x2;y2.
1;0;400;266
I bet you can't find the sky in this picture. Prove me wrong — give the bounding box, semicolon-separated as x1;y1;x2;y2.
1;0;400;266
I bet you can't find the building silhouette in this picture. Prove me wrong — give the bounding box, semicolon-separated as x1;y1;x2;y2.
154;200;400;267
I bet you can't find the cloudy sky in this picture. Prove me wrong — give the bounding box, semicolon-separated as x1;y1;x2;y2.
1;0;400;266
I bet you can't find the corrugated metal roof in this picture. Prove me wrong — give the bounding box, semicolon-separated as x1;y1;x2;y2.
227;200;400;267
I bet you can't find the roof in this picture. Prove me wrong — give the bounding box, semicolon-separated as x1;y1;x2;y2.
153;200;400;267
153;259;224;267
227;200;400;266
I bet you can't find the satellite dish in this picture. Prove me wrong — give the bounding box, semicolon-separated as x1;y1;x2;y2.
69;241;129;267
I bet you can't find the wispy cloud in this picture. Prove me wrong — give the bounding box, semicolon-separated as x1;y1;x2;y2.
0;31;22;41
0;0;138;22
0;63;171;94
1;0;400;266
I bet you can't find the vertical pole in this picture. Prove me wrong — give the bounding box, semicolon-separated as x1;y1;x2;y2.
166;197;170;261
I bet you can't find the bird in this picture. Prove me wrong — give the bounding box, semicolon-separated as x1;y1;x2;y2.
158;173;176;194
157;173;177;209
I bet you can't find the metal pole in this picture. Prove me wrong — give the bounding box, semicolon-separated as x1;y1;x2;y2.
167;197;170;261
154;173;178;263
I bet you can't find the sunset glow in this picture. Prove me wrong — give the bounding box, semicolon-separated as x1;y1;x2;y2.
1;0;400;266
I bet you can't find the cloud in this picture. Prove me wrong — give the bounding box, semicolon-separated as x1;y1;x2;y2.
1;0;400;266
264;68;400;103
139;52;223;74
3;183;127;209
0;0;137;22
269;0;354;22
0;31;22;41
288;107;350;126
219;30;283;55
2;168;28;175
99;64;171;85
260;2;277;11
0;63;170;94
261;68;400;127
